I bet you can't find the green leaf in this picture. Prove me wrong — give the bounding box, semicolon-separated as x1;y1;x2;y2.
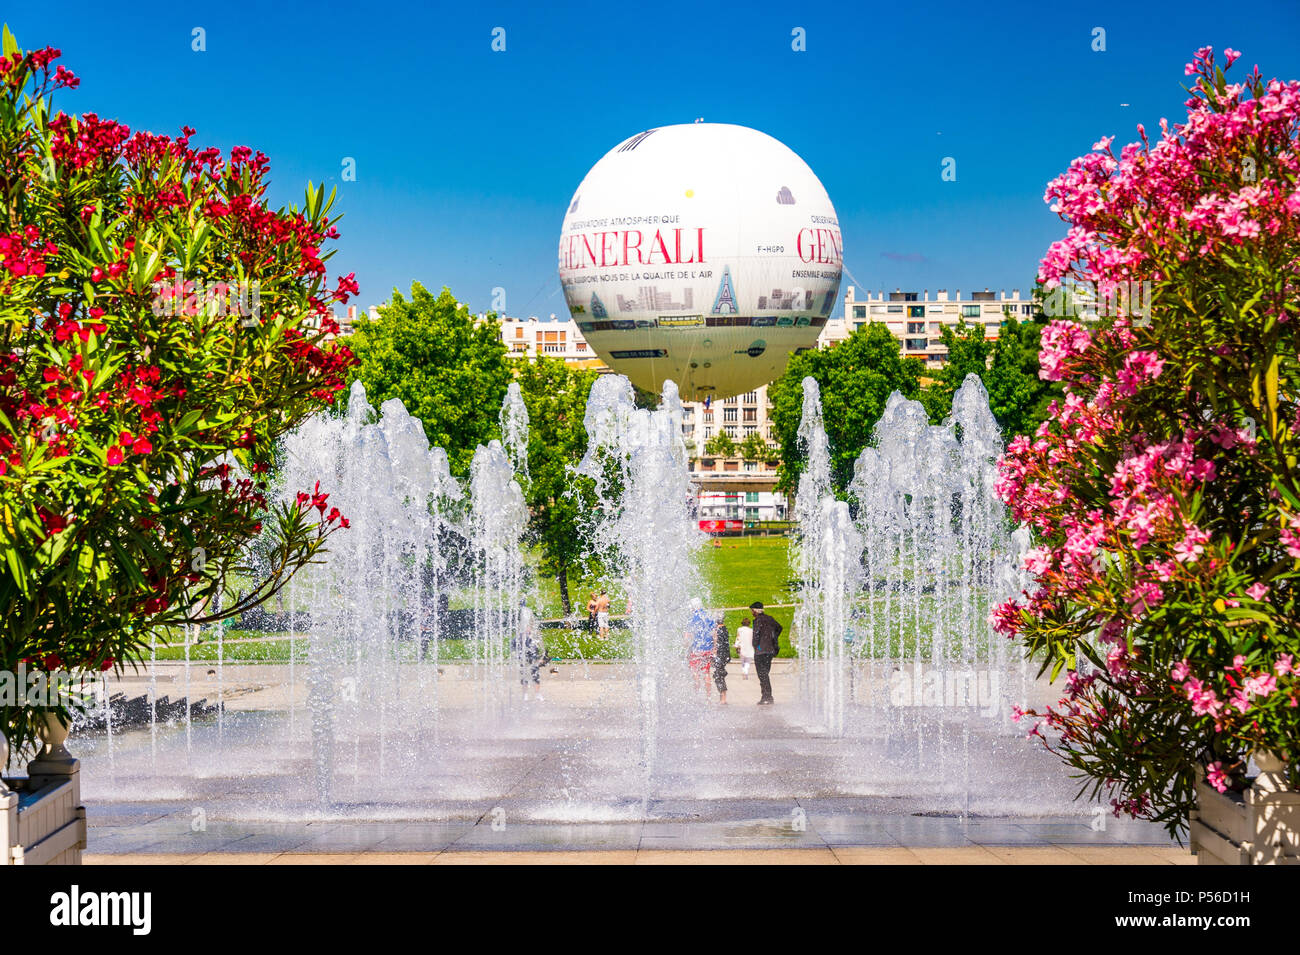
108;538;147;590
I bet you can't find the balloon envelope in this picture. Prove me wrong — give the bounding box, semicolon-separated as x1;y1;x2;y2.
559;124;842;400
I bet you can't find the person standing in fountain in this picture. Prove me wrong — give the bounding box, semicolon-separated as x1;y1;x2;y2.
594;589;611;641
749;601;781;704
513;600;545;702
712;612;731;704
686;597;716;698
735;616;754;680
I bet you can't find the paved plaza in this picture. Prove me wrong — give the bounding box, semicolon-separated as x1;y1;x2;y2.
73;659;1190;864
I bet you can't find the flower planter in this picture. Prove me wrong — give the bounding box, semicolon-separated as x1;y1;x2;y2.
0;721;87;866
1189;753;1300;865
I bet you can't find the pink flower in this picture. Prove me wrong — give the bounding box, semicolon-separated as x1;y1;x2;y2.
1206;762;1230;793
1223;48;1241;67
1275;654;1296;677
1171;659;1191;681
990;600;1025;637
1244;672;1277;697
1023;547;1052;576
1173;527;1209;563
1185;679;1223;717
1245;582;1270;601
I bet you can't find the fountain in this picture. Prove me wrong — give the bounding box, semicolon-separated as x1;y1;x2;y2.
66;372;1089;834
791;373;1075;814
578;374;703;806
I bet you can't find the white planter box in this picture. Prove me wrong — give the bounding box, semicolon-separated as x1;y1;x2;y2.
1;727;87;866
1189;753;1300;865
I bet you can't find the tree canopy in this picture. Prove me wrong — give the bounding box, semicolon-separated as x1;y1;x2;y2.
703;430;736;458
513;356;598;614
919;316;1061;439
346;284;510;477
768;323;923;493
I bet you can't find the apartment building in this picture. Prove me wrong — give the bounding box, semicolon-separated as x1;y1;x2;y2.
495;313;606;371
827;286;1037;369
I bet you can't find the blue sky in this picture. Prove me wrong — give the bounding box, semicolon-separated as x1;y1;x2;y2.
13;0;1300;318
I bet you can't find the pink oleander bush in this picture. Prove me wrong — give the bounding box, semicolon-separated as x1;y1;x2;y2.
993;47;1300;835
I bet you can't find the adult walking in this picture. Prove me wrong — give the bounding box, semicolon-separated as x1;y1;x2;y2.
748;601;782;704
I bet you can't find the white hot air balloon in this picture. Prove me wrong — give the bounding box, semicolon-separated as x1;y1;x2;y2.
558;124;843;401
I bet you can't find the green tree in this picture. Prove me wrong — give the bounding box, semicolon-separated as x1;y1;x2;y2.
919;313;1062;439
703;431;736;458
983;316;1061;438
920;320;993;422
514;356;598;614
347;284;510;477
738;430;772;462
768;323;924;493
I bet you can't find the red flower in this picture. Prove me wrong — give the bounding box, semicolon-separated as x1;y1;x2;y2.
131;436;152;455
106;445;124;466
99;657;116;672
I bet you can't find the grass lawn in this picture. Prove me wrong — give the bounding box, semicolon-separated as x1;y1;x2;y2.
148;537;1002;665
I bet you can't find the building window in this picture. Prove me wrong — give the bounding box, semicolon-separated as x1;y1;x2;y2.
743;426;756;437
745;492;759;503
744;391;758;404
887;305;904;313
724;395;738;404
903;292;918;301
907;305;925;318
961;305;980;318
703;411;713;423
704;427;712;439
724;425;737;438
852;305;866;319
907;322;925;334
743;409;757;423
905;338;928;350
744;461;756;472
724;407;738;423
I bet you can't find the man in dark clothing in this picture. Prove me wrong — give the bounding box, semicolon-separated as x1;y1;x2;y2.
749;601;782;704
